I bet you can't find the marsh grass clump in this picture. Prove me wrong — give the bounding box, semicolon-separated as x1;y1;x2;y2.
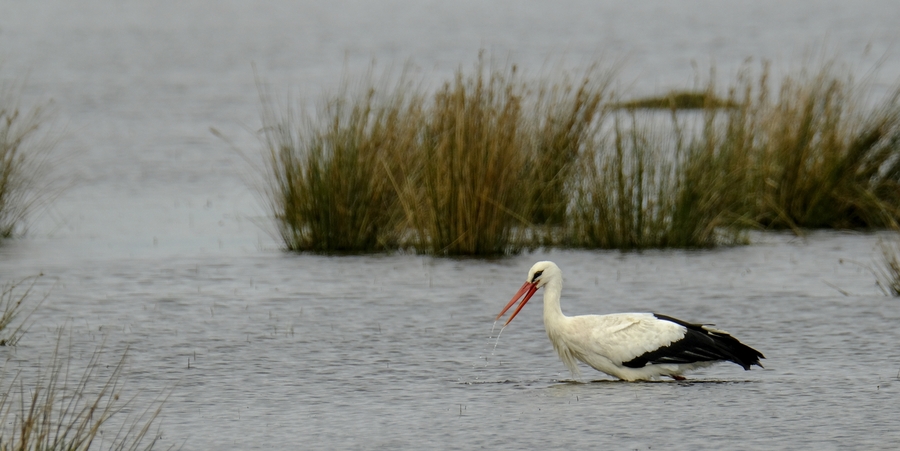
259;56;900;255
260;77;423;253
524;69;614;233
395;61;530;255
701;63;900;231
398;62;619;254
569;113;674;249
0;88;56;238
0;342;165;450
568;110;744;249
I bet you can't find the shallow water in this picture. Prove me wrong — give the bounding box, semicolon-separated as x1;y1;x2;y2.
2;1;900;449
3;234;900;449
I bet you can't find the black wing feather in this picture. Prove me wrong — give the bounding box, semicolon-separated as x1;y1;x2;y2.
621;314;765;370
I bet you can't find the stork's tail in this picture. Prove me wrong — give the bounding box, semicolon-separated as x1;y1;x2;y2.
653;314;765;370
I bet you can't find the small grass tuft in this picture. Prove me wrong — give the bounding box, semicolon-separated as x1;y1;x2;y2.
875;236;900;296
0;340;167;450
0;273;45;346
0;82;58;239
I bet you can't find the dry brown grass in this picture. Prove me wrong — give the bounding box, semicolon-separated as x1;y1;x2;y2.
392;59;617;254
262;58;617;255
393;60;530;255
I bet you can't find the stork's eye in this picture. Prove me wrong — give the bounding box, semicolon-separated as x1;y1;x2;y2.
531;270;544;282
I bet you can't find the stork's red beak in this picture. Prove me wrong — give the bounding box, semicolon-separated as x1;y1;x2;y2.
495;281;540;326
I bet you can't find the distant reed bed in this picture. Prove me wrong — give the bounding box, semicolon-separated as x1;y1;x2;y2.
260;57;900;256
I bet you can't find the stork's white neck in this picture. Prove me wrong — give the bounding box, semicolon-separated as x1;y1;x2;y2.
539;273;580;376
541;276;566;326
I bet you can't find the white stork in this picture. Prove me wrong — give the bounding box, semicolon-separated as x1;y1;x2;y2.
496;261;764;381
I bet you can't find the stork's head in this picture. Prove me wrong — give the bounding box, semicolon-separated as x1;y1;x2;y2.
526;261;560;289
495;261;561;326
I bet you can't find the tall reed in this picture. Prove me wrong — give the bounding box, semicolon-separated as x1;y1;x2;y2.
395;61;528;255
699;63;900;230
524;69;613;228
568;108;744;249
260;77;422;253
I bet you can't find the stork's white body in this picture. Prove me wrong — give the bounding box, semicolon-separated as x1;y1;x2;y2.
497;261;764;381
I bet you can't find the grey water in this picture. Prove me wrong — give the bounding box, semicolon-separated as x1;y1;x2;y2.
2;1;900;449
